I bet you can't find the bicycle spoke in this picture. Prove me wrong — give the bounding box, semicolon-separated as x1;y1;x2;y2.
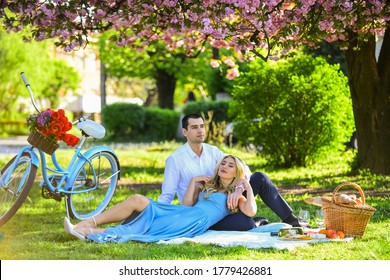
67;151;119;219
0;153;36;226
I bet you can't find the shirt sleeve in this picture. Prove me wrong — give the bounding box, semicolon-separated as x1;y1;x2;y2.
157;156;179;204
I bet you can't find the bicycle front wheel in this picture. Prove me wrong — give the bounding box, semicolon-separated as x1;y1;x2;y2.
0;153;37;227
66;151;119;220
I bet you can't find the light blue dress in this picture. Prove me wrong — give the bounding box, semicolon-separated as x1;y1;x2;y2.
86;192;230;243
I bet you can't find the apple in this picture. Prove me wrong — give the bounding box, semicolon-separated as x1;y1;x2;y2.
330;233;340;239
326;229;336;238
337;231;345;239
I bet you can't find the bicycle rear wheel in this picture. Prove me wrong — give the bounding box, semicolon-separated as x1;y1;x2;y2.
0;153;37;227
66;150;119;220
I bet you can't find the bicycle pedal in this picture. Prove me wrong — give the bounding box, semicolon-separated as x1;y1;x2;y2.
41;186;62;202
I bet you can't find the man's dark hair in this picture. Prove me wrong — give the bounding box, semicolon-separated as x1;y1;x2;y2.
182;114;204;129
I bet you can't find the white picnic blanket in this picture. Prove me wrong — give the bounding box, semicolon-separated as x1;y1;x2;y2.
157;223;313;250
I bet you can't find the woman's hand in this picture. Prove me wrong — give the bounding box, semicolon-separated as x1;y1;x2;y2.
182;175;210;206
193;175;211;185
226;178;248;210
236;179;257;217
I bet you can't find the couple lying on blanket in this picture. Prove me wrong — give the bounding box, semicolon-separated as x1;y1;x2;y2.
64;114;299;243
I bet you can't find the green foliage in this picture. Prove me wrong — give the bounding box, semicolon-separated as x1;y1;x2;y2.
98;31;219;108
303;41;348;76
182;100;231;123
0;30;79;120
102;103;145;140
142;108;180;142
102;103;180;142
230;53;354;167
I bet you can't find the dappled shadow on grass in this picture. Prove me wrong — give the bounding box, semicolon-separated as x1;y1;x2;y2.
119;166;164;182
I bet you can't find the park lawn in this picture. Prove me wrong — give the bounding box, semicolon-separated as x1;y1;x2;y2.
0;143;389;260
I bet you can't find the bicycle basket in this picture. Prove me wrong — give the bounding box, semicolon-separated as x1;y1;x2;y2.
27;130;60;155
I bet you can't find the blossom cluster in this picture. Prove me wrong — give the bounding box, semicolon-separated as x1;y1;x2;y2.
27;108;80;147
1;1;389;78
210;55;240;80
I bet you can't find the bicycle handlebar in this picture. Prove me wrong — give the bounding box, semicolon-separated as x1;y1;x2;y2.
72;113;93;125
21;72;93;125
20;72;41;113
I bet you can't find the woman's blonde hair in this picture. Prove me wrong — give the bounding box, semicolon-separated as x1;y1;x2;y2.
199;155;246;199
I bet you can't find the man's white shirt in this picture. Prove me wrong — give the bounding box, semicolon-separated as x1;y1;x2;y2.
158;142;224;204
158;143;252;204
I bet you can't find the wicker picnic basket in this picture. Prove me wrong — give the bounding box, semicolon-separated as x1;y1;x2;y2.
322;182;376;238
27;130;59;155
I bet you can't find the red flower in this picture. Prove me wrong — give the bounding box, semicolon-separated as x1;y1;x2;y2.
64;133;80;147
27;108;79;147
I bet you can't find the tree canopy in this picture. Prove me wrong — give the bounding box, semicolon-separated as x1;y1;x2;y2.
1;1;388;61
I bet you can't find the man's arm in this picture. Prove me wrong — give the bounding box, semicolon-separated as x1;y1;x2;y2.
157;156;179;203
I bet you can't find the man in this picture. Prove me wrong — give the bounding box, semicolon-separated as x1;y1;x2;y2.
158;114;299;230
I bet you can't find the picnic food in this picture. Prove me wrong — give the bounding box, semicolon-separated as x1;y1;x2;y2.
334;194;358;205
319;229;328;235
337;231;345;239
278;227;304;237
326;229;336;238
318;229;346;239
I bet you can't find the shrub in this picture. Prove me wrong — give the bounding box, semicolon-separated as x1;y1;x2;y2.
142;108;180;142
102;103;145;141
230;53;354;167
182;100;231;123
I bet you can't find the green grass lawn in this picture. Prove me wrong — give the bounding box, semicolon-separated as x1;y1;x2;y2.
0;142;389;260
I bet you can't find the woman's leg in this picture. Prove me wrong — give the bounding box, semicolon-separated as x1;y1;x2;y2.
74;194;150;230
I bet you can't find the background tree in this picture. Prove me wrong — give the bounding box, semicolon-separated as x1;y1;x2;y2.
1;1;389;174
99;32;216;109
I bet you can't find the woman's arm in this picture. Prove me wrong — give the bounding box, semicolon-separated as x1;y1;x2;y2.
182;176;210;206
237;180;257;217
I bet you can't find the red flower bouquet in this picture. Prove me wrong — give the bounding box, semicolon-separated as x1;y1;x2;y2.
27;108;80;147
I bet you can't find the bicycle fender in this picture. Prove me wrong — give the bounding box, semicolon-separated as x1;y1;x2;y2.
22;148;40;168
80;146;118;159
65;146;120;189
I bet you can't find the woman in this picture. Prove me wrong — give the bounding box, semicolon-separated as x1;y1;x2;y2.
64;155;257;243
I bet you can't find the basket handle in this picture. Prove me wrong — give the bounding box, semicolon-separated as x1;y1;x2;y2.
332;182;365;204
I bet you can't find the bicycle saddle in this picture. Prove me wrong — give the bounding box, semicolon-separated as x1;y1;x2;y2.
76;119;106;139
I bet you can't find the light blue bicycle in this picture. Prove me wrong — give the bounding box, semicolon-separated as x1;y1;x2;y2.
0;73;120;227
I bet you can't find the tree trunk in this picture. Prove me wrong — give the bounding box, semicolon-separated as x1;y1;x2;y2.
345;26;390;174
155;68;176;109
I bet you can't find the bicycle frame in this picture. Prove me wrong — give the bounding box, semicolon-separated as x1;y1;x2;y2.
2;132;118;196
0;72;120;225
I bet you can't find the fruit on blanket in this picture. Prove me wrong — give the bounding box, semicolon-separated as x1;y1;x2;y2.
337;231;345;239
326;229;336;238
319;229;328;235
330;233;340;239
316;229;345;239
